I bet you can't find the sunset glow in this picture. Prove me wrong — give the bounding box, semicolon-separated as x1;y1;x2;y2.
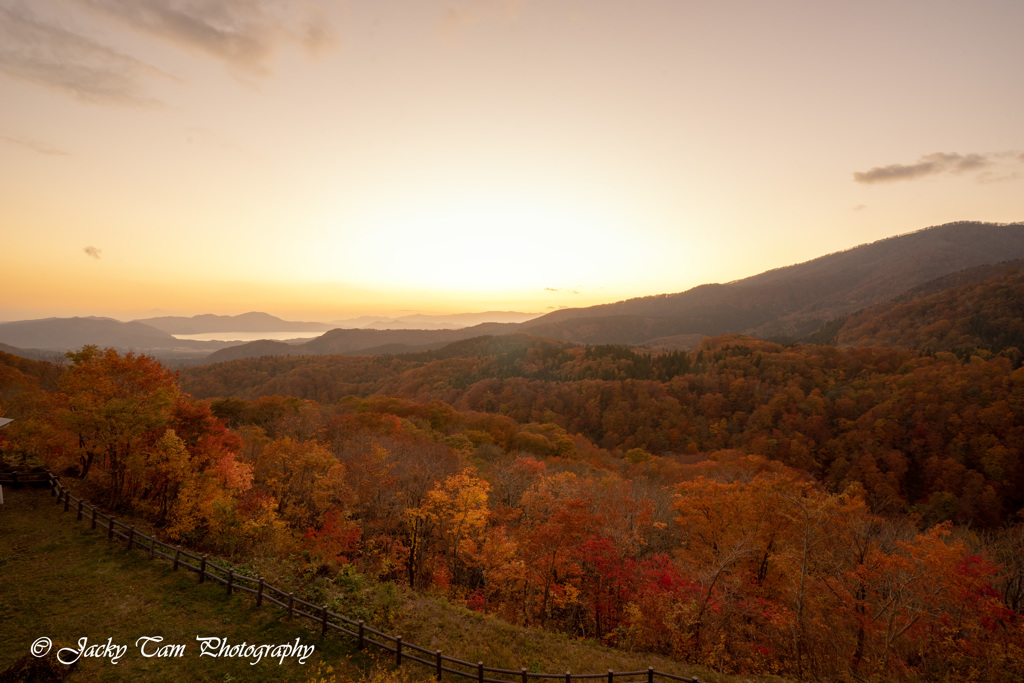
2;0;1022;322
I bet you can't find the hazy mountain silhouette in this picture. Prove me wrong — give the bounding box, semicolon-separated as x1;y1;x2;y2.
6;221;1023;361
136;312;333;335
0;341;37;359
200;221;1024;360
0;317;176;351
519;221;1024;345
203;323;518;362
0;317;229;356
330;311;539;330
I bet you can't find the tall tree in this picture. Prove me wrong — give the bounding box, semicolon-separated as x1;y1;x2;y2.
53;346;178;508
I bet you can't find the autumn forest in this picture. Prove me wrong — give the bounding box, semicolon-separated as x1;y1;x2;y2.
4;266;1024;682
5;0;1024;675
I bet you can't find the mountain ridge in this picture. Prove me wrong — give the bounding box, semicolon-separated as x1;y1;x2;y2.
135;312;333;335
3;221;1023;360
519;221;1024;344
0;317;232;357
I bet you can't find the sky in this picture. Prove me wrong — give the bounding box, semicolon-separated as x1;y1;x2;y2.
2;0;1023;323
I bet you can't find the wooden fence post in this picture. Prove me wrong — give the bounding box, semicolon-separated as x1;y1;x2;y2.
287;593;294;619
108;517;115;541
435;651;442;680
607;670;613;683
395;636;403;667
173;547;180;571
149;537;155;560
358;620;365;650
227;570;234;595
63;494;70;512
199;555;208;583
521;667;528;683
50;476;56;497
127;525;135;550
477;661;484;683
76;498;83;521
647;667;654;683
256;578;264;607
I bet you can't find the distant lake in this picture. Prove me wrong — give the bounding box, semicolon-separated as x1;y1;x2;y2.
173;331;326;342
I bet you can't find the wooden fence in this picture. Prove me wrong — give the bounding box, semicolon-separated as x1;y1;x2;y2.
0;471;50;488
5;471;705;683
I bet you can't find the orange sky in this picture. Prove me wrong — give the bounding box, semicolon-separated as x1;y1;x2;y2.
2;0;1023;323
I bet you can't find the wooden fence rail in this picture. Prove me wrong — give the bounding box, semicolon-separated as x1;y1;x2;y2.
12;470;705;683
0;471;51;487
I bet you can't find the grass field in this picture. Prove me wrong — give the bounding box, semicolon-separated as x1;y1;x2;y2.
0;484;777;683
0;485;375;682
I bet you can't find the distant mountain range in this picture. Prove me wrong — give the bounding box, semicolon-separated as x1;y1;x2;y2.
2;221;1022;362
201;323;519;362
0;313;527;362
133;311;539;335
204;221;1024;360
0;317;223;355
135;312;333;335
517;221;1024;345
330;311;540;330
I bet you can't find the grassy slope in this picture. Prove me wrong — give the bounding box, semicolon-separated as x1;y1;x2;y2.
0;486;784;683
0;486;369;683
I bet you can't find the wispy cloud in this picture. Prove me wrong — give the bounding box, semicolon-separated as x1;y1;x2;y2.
77;0;338;81
0;4;165;105
854;151;1023;184
441;0;521;40
0;1;338;103
0;133;70;156
442;5;480;40
84;246;102;259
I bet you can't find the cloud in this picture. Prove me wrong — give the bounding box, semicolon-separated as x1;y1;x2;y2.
84;246;101;259
0;133;70;156
77;0;338;81
853;151;1023;184
441;0;521;40
0;4;165;105
442;5;480;39
977;170;1021;184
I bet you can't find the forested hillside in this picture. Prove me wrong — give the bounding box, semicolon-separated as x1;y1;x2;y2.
520;221;1024;342
179;331;1024;528
6;258;1024;682
834;260;1024;355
